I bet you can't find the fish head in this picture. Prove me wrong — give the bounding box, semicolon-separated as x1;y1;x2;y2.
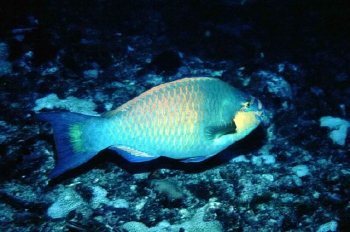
240;95;265;121
232;95;264;140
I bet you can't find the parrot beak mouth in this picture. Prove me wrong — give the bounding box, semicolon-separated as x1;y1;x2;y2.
251;98;264;122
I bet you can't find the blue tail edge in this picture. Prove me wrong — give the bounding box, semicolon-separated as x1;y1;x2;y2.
37;112;98;178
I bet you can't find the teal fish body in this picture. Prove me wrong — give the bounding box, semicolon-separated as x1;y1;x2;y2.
38;77;264;178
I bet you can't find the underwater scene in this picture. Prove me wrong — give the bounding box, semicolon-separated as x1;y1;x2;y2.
0;0;349;231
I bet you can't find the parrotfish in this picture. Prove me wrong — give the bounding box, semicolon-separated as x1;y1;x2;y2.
37;77;264;178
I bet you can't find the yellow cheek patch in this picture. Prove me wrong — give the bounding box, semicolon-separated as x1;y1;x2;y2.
233;111;260;134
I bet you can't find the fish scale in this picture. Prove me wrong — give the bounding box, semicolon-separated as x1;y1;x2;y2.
111;78;237;158
37;77;264;178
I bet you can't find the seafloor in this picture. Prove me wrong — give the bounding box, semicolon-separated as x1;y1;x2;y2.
0;1;349;231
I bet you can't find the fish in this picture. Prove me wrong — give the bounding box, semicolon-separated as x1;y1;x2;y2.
37;77;264;178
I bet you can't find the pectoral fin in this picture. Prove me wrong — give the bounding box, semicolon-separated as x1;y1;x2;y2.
204;120;237;140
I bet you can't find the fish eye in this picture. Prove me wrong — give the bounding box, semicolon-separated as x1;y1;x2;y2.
240;101;251;112
242;101;250;109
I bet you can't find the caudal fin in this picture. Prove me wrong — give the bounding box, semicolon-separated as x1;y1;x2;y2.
37;112;99;178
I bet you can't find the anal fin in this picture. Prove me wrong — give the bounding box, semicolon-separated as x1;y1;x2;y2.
181;155;213;163
109;145;158;162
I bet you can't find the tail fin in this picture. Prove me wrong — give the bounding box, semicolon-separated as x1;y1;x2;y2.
37;112;100;178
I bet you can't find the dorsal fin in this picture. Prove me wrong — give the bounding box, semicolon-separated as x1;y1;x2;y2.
101;109;121;119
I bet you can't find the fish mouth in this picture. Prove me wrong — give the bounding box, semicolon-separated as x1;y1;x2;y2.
255;99;265;121
251;97;265;121
254;110;264;121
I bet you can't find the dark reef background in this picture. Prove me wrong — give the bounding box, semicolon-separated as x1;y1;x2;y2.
0;0;349;231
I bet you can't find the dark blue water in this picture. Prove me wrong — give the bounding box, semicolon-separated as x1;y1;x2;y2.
0;1;349;231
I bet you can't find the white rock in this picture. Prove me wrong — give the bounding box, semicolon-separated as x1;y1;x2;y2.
292;165;309;177
320;116;350;146
316;220;338;232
